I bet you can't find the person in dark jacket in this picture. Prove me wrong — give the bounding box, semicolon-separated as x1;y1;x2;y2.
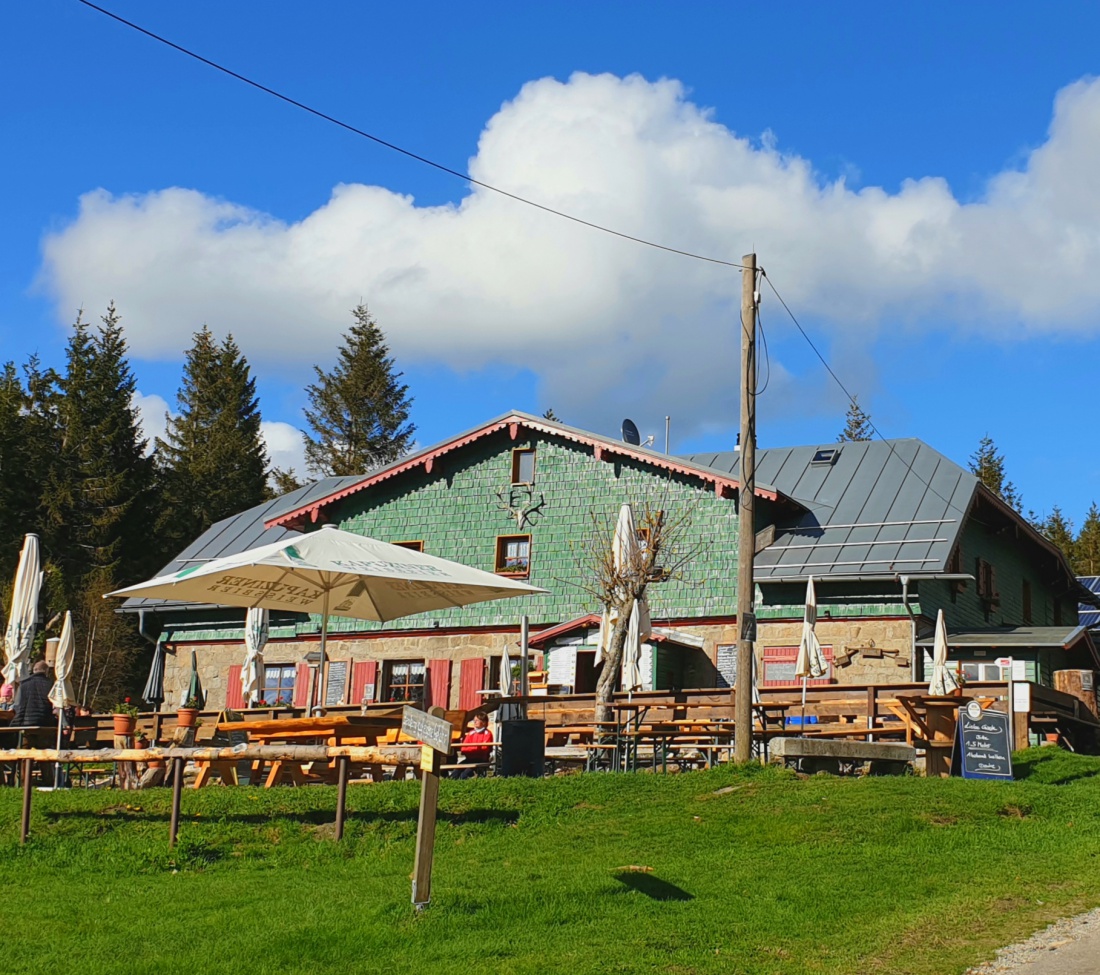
14;659;54;727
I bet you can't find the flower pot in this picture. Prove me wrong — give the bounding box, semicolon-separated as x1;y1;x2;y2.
176;707;199;729
112;714;137;736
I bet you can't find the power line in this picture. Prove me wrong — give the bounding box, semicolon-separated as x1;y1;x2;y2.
760;269;967;515
75;0;749;272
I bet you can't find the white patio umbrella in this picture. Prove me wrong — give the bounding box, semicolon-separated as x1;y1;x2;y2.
621;601;646;694
3;533;43;687
596;504;651;693
48;611;76;787
107;525;545;698
927;609;959;696
241;607;270;706
793;576;827;728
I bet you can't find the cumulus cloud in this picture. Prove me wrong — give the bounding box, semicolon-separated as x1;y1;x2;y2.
40;72;1100;438
131;391;170;450
261;420;307;477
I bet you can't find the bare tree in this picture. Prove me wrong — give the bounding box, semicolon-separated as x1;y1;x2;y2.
573;501;703;723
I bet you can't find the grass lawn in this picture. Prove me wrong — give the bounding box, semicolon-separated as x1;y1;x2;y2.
2;748;1099;975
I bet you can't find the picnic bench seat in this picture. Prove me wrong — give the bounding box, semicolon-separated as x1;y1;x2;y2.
769;736;915;774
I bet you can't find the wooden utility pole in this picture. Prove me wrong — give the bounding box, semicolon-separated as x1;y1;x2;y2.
733;253;758;764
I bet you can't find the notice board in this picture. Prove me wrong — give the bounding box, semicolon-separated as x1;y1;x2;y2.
952;701;1014;780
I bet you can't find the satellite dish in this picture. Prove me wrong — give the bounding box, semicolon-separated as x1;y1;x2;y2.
621;418;641;446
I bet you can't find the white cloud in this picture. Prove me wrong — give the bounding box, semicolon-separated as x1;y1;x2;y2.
40;73;1100;439
262;420;307;477
131;391;171;451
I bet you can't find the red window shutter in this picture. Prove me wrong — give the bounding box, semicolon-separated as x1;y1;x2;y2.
351;660;378;705
459;657;485;712
293;661;310;707
426;659;452;710
225;664;246;710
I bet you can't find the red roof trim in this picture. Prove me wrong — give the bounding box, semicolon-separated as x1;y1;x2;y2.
267;414;776;530
527;614;602;648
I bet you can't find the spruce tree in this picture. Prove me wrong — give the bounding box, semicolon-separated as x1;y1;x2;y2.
0;363;35;584
156;327;270;553
1075;503;1100;576
969;434;1023;512
1038;505;1075;563
303;305;414;476
44;305;156;706
837;396;872;442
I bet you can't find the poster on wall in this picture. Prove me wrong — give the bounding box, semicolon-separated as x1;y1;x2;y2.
547;647;577;691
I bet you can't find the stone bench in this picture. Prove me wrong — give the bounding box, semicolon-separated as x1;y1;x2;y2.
769;736;915;775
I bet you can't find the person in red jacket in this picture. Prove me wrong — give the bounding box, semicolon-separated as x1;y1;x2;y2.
453;712;493;778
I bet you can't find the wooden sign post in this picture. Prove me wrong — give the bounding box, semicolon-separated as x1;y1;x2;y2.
403;706;453;910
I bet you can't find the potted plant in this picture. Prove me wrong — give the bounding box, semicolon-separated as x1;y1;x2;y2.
112;699;140;736
177;695;201;729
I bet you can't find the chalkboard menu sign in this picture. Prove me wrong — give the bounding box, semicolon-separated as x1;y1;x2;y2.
325;660;349;707
716;644;737;689
953;702;1014;780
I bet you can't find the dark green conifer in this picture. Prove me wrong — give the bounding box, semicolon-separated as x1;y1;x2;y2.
303;305;414;477
969;434;1023;513
156;327;269;552
837;397;872;442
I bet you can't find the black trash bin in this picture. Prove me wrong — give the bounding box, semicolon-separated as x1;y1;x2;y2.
499;719;545;777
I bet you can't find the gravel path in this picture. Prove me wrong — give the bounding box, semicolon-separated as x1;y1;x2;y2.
965;908;1100;975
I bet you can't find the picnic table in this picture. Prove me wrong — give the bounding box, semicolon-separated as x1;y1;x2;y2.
888;694;996;776
210;713;408;787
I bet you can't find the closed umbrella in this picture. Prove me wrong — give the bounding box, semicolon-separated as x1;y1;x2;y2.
497;640;522;722
48;611;76;787
142;642;167;709
3;533;43;687
793;576;827;729
241;607;269;706
621;601;646;695
183;650;206;709
928;609;959;696
596;504;651;689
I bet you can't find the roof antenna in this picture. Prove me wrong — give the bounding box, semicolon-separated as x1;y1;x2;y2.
621;418;641;446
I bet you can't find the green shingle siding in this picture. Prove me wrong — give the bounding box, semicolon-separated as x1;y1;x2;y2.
289;430;741;635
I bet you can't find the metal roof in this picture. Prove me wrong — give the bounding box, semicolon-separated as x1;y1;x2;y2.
683;438;976;582
1079;576;1100;628
119;475;365;613
914;625;1090;649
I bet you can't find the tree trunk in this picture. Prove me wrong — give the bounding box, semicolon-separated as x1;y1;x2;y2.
595;596;634;724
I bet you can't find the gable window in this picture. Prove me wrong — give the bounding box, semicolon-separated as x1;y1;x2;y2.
511;448;536;484
385;660;426;704
495;535;531;575
261;664;297;706
392;540;424;552
1022;579;1032;625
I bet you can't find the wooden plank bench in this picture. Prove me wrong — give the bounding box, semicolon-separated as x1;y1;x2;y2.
769;736;915;774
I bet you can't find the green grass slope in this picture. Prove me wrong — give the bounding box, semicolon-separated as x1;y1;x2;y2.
2;748;1099;975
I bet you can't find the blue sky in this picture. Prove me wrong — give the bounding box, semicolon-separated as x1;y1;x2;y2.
4;2;1100;524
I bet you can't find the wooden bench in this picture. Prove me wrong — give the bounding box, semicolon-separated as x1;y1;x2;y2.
769;736;915;774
